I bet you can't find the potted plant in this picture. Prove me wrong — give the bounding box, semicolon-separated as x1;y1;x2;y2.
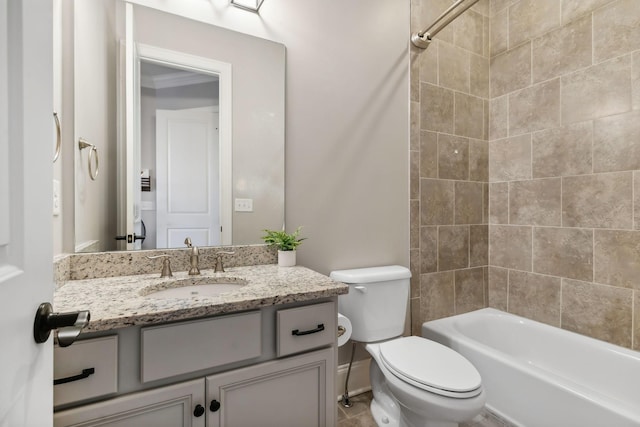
261;226;306;267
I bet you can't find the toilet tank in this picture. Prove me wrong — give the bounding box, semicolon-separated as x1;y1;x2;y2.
331;265;411;343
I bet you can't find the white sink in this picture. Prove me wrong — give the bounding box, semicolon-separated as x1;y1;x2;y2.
141;277;247;299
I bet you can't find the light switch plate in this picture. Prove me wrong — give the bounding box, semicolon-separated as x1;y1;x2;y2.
234;198;253;212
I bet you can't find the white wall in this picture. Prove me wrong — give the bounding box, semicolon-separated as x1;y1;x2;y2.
128;0;411;275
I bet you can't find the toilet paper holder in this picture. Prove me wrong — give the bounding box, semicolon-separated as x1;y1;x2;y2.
338;325;347;337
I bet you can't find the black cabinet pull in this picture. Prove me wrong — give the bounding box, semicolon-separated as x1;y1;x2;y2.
210;400;221;412
53;368;95;385
194;404;205;417
291;323;325;336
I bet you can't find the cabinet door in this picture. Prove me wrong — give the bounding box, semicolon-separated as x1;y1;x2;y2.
206;347;335;427
54;379;205;427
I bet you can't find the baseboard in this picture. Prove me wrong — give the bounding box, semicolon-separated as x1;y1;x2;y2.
336;358;371;401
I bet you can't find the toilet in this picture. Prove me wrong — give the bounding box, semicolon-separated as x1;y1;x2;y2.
331;266;485;427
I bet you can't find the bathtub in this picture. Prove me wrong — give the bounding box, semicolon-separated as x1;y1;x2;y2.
422;308;640;427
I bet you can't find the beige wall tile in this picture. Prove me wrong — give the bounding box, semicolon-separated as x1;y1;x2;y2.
470;225;488;267
561;0;616;24
438;134;469;180
439;42;470;93
453;9;484;55
420;226;438;274
421;83;454;132
411;297;422;335
491;0;517;17
509;78;561;136
633;52;640;111
561;55;632;124
532;121;593;178
594;230;640;289
410;248;420;298
413;0;454;43
509;178;562;226
532;15;592;83
490;225;532;270
410;150;419;200
508;270;561;326
438;225;469;271
635;172;640;230
593;110;640;173
455;268;486;313
489;95;508;140
490;7;508;57
410;200;420;249
419;40;438;85
562;172;633;229
455;181;484;224
469;139;488;182
491;42;532;97
489;182;509;224
472;0;490;17
470;54;489;98
509;0;561;48
420;178;454;225
411;101;420;150
635;292;640;351
533;227;593;281
411;52;420;102
593;0;640;63
420;271;455;322
561;279;633;347
420;131;438;178
488;266;508;310
455;92;485;139
483;99;490;141
483;16;490;58
489;134;532;182
483;183;489;223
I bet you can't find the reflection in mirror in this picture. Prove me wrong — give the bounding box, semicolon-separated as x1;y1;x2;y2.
71;3;286;252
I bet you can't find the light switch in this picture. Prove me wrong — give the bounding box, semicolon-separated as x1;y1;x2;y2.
53;179;61;217
234;198;253;212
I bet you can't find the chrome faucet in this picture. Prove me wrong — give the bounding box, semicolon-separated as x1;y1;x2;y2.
184;237;200;275
214;251;236;273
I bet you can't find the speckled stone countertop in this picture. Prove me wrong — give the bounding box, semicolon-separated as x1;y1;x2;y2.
54;264;348;333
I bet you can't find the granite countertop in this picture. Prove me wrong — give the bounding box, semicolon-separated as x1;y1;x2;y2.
54;265;348;333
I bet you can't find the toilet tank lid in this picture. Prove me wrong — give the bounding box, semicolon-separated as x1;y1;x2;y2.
330;265;411;283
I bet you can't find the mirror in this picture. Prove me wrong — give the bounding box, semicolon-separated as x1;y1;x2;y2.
72;1;285;252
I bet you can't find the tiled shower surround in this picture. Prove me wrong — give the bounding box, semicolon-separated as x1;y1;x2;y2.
411;0;640;351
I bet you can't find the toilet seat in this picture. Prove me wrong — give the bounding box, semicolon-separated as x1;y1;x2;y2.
379;336;482;399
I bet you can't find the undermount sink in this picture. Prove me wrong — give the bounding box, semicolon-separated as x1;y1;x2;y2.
141;277;248;299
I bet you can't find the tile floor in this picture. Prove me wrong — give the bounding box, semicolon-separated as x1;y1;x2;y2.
337;391;511;427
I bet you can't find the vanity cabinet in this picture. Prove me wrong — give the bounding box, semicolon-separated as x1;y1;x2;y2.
54;300;337;427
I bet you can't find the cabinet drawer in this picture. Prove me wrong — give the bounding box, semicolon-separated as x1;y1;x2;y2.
277;302;336;357
54;336;118;407
141;311;262;383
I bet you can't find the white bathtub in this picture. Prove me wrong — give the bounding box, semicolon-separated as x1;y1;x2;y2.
422;308;640;427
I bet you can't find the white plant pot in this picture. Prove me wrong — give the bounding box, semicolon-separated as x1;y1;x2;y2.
278;250;296;267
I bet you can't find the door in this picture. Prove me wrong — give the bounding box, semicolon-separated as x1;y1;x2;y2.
0;1;54;427
206;348;335;427
54;379;205;427
155;107;220;248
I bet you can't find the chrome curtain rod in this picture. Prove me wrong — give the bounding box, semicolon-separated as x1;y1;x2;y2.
411;0;480;49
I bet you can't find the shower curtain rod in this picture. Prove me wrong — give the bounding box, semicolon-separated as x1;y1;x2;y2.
411;0;480;49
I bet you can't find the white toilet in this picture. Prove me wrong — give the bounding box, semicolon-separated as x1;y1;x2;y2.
331;266;485;427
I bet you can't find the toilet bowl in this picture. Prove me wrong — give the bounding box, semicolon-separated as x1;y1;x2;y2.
332;266;485;427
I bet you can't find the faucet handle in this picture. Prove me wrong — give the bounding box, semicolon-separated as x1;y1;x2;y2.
184;237;192;247
214;251;236;273
147;255;173;278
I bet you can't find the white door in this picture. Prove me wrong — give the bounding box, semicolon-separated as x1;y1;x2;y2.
0;2;54;427
156;107;220;248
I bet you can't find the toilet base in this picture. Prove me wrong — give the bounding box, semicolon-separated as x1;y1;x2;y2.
370;397;399;427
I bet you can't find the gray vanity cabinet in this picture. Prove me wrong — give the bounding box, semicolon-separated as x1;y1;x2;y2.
54;301;337;427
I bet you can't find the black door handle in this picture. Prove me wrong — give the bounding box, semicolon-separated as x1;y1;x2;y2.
54;368;95;385
291;324;325;336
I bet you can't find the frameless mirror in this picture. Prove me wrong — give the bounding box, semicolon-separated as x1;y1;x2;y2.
72;2;285;252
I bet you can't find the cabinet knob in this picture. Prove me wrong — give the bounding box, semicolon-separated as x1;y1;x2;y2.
210;400;221;412
194;404;205;417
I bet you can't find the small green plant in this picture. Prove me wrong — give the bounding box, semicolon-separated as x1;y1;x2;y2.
261;226;306;251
